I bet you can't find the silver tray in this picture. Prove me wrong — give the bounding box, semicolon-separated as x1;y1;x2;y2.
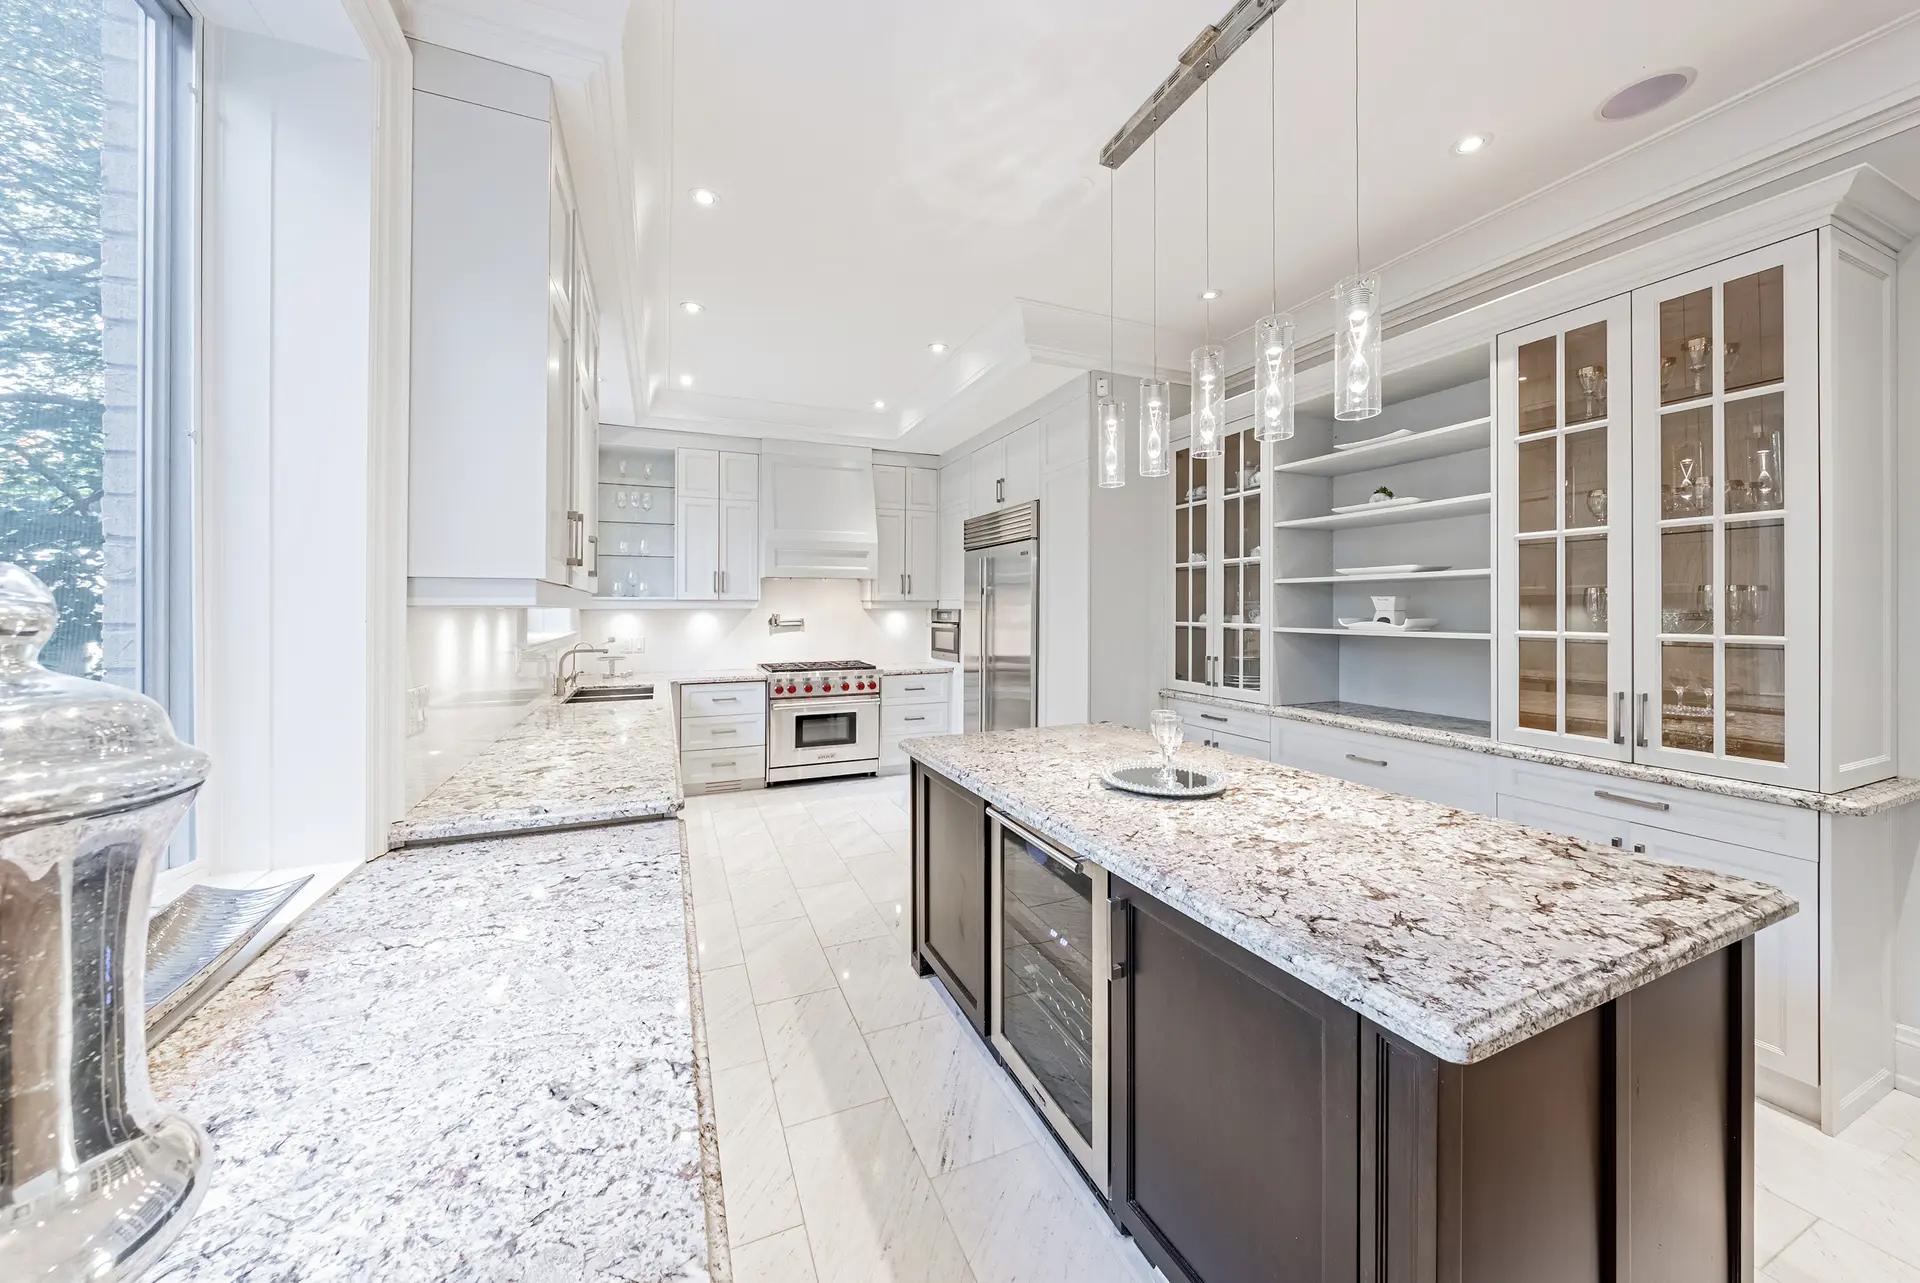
1100;758;1229;799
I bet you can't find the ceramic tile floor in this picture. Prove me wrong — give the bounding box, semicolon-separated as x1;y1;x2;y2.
684;776;1920;1283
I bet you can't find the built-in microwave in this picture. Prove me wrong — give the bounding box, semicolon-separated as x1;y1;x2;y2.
929;608;960;662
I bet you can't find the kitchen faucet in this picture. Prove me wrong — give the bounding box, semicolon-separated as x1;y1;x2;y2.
554;642;608;697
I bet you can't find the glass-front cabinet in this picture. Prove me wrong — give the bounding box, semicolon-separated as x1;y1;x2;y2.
1630;237;1816;785
1169;402;1265;697
1496;296;1634;759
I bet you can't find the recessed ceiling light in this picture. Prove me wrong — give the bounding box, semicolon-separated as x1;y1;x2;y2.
1199;288;1221;301
678;373;694;388
1451;132;1491;156
872;399;887;411
1598;69;1695;122
689;187;719;207
681;300;704;314
928;342;948;354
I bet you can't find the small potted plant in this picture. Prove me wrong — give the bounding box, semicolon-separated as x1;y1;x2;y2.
1368;485;1395;505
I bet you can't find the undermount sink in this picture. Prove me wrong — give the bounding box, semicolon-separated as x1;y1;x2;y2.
563;684;656;704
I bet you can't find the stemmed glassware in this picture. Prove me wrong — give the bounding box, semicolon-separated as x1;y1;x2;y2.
1576;364;1604;419
1149;709;1184;787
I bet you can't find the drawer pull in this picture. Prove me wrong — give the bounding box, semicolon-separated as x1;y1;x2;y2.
711;760;736;769
710;728;738;736
1594;788;1669;812
1199;713;1229;723
1345;753;1388;768
904;685;926;692
713;696;739;703
904;716;927;722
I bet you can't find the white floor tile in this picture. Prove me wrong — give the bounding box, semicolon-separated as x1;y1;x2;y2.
828;822;894;860
740;917;838;1004
1758;1186;1818;1266
688;850;730;908
730;867;808;929
799;880;891;947
933;1144;1148;1283
866;1013;1032;1177
713;1060;804;1247
729;1226;818;1283
757;988;890;1126
843;848;911;906
701;965;765;1073
694;901;744;972
784;1101;976;1283
1769;1220;1920;1283
824;936;942;1034
720;832;787;878
779;841;853;890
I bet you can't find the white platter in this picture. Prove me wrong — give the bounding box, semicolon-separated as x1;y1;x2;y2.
1332;564;1452;576
1337;617;1441;633
1101;759;1230;799
1333;429;1414;451
1330;495;1422;515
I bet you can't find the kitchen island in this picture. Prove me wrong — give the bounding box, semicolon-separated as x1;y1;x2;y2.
903;723;1796;1283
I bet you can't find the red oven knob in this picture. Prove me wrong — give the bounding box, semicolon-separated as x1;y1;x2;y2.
840;682;850;691
803;683;813;693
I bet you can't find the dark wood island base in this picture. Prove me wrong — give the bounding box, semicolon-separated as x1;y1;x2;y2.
911;760;1762;1283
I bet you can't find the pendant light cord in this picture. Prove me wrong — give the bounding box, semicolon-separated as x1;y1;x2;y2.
1151;131;1158;374
1203;79;1212;344
1352;0;1362;275
1269;17;1277;314
1108;166;1115;371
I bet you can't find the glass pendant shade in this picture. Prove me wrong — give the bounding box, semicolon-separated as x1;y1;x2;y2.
1333;272;1383;420
1190;344;1225;458
1137;377;1170;477
1095;392;1126;489
1253;313;1296;441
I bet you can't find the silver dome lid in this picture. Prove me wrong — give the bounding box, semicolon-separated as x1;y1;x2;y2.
0;563;209;834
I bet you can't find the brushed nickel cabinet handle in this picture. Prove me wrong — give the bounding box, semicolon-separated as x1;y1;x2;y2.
1635;693;1649;747
1345;753;1388;767
1594;789;1669;812
1612;691;1626;745
905;715;926;722
1200;713;1228;723
711;728;738;736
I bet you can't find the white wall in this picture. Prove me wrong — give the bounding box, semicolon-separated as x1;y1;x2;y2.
582;578;933;674
196;29;376;874
1895;227;1920;1078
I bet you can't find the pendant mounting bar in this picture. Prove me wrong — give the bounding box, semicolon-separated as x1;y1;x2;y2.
1097;0;1290;169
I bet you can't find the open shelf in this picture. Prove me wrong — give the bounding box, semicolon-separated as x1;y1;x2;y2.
1273;415;1492;477
1272;627;1492;641
1274;492;1492;531
1274;568;1491;586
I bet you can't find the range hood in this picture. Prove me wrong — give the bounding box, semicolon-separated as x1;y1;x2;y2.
758;440;880;580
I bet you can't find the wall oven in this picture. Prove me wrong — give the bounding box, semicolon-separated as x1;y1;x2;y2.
988;809;1109;1192
929;608;960;663
767;696;879;783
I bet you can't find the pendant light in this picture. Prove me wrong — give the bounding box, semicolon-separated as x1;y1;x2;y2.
1138;132;1170;478
1190;82;1224;459
1253;18;1295;442
1096;166;1127;488
1334;0;1382;421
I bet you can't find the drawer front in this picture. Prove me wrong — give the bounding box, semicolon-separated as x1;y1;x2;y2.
1274;721;1491;813
883;701;950;737
1193;727;1270;761
681;745;765;789
883;672;951;705
682;681;767;718
681;712;765;751
1170;697;1268;743
1494;758;1817;859
879;733;912;774
1494;793;1629;849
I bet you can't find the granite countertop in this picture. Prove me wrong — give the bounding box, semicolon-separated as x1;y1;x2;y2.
880;664;956;677
670;670;768;687
391;696;682;848
903;724;1795;1064
1161;688;1920;817
149;820;720;1282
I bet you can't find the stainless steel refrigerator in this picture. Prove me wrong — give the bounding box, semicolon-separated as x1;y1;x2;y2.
962;501;1038;733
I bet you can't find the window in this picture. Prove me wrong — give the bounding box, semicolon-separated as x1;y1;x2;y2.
3;0;195;859
1;0;193;697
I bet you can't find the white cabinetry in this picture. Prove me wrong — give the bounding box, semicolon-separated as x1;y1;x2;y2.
675;449;757;600
870;464;938;603
880;672;952;774
969;421;1039;512
678;681;767;795
1167;402;1265;698
407;45;598;605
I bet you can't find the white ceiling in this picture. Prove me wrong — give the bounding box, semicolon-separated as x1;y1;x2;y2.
650;0;1917;450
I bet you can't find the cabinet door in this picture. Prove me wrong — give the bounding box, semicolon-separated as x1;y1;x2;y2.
719;498;757;599
970;439;1006;512
873;508;906;602
1002;421;1040;505
677;494;720;598
1168;437;1214;692
1630;234;1818;789
1215;417;1264;697
912;765;989;1035
1627;824;1819;1090
906;509;937;600
939;458;970;514
906;465;939;512
1496;294;1634;760
1110;883;1358;1283
545;291;575;586
679;448;721;500
719;450;759;502
937;503;965;604
872;463;907;510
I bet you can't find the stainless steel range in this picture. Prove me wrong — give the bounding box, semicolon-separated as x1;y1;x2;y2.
761;660;880;783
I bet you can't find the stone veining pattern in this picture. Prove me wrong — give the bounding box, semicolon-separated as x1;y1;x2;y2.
148;822;712;1282
392;696;682;847
1161;688;1920;816
905;724;1795;1064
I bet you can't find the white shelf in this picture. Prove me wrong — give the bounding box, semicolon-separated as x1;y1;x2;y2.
1274;568;1492;586
1272;626;1492;641
1273;492;1492;530
1272;416;1492;477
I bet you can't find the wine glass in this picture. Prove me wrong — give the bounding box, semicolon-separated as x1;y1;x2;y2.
1149;710;1184;786
1584;586;1609;629
1684;335;1712;396
1576;364;1604;419
1753;449;1777;509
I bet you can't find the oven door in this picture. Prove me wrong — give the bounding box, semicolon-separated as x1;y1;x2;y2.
988;809;1108;1192
768;697;878;770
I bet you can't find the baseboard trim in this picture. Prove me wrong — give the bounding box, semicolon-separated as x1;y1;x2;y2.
1896;1023;1920;1096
